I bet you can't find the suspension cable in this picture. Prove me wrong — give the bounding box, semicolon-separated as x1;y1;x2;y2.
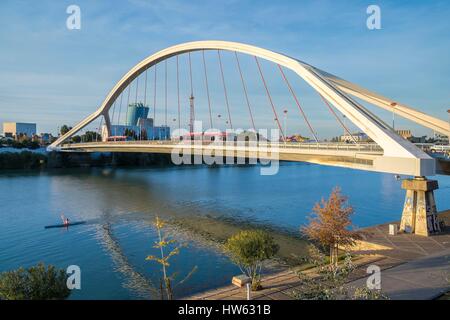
202;50;213;128
217;50;233;129
278;65;318;142
153;64;157;122
110;97;117;130
235;52;256;131
125;84;131;125
165;60;168;127
143;69;148;106
188;52;193;97
176;55;181;130
254;56;285;141
318;94;358;144
137;75;143;140
188;52;195;130
136;74;142;140
135;75;139;103
116;92;124;136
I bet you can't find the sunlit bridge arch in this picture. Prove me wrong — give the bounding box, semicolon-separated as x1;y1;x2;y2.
49;40;449;177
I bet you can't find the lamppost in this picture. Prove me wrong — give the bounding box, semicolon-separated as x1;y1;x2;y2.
171;118;176;141
217;114;222;131
342;114;347;136
391;102;397;130
274;117;280;143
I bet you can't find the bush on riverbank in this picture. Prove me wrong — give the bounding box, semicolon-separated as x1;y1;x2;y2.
0;138;40;149
0;263;70;300
225;230;279;291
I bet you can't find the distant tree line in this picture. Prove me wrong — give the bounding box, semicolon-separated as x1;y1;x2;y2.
59;125;101;143
0;137;40;150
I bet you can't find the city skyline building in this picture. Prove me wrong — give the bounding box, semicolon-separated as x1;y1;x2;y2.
126;102;150;126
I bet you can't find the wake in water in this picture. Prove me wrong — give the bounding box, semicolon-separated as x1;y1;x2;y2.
95;221;157;299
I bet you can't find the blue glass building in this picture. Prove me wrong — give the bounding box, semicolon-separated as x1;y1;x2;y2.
126;103;149;126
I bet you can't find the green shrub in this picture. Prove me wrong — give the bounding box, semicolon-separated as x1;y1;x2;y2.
0;263;70;300
225;230;279;290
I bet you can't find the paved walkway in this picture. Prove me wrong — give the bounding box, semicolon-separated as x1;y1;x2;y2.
187;255;386;300
348;248;450;300
187;210;450;300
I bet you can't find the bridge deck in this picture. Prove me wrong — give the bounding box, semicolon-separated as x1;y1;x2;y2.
56;141;450;175
59;141;385;172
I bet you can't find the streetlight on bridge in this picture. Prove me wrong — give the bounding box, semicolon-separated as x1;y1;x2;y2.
217;114;222;131
391;102;397;130
342;114;347;135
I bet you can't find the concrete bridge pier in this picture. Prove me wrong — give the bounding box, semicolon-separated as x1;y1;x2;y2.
399;177;441;236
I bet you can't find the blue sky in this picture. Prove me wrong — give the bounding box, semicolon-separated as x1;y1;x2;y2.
0;0;449;138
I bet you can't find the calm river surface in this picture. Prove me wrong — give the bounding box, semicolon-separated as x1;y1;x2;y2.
1;162;449;299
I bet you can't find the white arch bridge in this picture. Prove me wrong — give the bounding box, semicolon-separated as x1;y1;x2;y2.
49;41;450;177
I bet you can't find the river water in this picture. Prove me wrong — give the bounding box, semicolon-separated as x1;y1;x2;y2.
0;162;449;299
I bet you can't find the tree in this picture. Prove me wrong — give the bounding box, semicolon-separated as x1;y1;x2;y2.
146;216;197;300
82;131;101;142
60;125;71;136
225;230;279;291
124;128;136;140
0;263;70;300
302;187;360;266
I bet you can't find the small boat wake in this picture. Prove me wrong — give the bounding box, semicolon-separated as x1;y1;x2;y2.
96;221;156;299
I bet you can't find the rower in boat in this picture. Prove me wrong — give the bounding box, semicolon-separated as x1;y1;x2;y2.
61;214;70;226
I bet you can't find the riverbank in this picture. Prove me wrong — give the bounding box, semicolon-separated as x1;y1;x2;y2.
0;149;173;170
187;210;450;300
169;215;309;266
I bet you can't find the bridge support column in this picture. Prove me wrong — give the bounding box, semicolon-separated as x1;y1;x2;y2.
399;177;441;236
102;113;112;142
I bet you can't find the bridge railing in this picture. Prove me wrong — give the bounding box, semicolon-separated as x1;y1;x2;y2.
63;140;384;153
277;142;383;152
